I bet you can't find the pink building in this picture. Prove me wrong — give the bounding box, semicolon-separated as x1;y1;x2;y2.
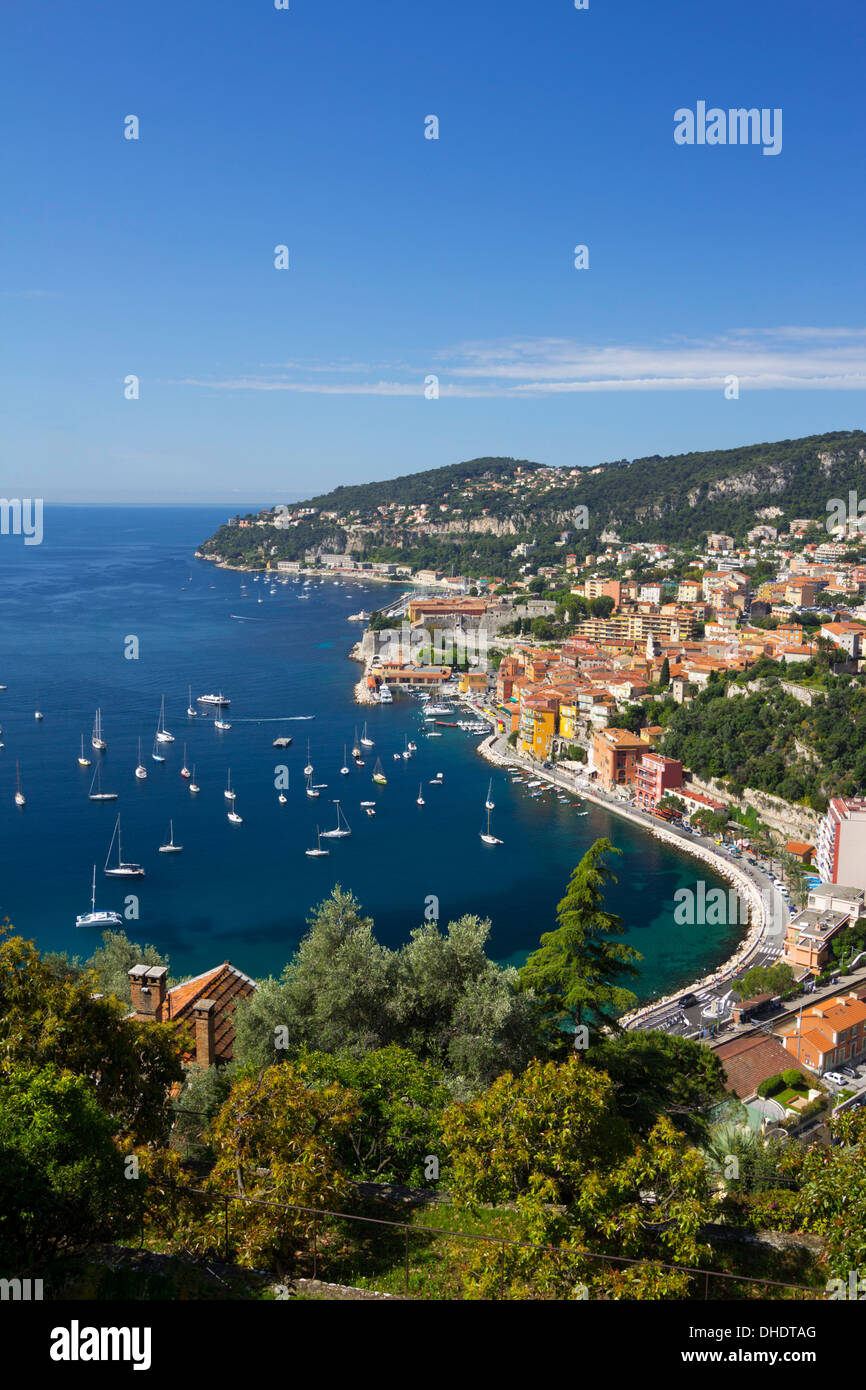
635;751;683;811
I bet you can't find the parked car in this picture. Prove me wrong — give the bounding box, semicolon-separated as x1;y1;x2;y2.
841;1066;858;1079
823;1071;847;1086
679;993;698;1008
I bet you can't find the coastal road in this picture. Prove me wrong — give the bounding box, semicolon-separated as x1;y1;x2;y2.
472;719;789;1037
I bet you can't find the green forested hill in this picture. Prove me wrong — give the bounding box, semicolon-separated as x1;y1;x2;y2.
199;431;866;573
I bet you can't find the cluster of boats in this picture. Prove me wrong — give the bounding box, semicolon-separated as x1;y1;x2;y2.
509;770;589;813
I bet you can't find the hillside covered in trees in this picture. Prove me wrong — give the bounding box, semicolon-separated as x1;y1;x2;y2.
200;431;866;576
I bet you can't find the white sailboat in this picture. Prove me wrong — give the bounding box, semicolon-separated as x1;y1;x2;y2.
14;761;25;806
320;800;352;838
156;695;175;743
360;722;374;748
214;715;231;730
104;815;145;876
158;819;183;853
351;728;361;758
135;737;147;779
187;685;198;717
340;745;350;775
92;708;106;751
227;803;243;824
303;740;314;776
76;865;122;928
278;791;287;804
305;826;330;857
78;735;91;768
480;805;503;845
372;757;387;785
189;764;200;793
305;771;319;798
416;784;425;806
224;769;236;801
89;765;118;801
485;779;495;811
152;732;165;763
407;739;417;753
180;744;191;778
34;707;44;721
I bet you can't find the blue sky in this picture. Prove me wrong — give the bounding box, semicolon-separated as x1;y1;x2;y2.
1;0;864;500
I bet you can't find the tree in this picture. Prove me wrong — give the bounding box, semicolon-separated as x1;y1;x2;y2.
0;927;184;1144
442;1057;712;1299
659;657;670;688
518;840;642;1037
0;1063;141;1271
85;929;170;1005
299;1046;450;1184
204;1062;360;1270
586;1031;727;1143
232;891;550;1089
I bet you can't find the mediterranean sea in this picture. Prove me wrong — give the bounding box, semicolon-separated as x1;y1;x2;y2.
0;505;739;1002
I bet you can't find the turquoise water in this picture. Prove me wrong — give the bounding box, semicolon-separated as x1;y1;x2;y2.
0;506;740;1000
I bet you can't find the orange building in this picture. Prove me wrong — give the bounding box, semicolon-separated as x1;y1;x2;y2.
778;993;866;1074
592;727;646;791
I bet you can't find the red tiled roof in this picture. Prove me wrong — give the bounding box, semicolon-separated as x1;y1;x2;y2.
712;1033;814;1099
165;962;256;1063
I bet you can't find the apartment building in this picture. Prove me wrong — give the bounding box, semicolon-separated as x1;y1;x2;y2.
634;751;683;811
817;798;866;891
592;727;646;790
782;883;865;976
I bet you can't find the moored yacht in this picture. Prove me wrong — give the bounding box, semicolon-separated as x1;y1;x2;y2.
76;865;123;928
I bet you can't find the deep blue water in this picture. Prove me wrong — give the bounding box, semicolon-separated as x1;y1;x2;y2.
0;506;739;1000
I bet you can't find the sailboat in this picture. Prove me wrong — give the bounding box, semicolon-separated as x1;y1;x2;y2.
278;791;287;804
360;722;374;748
402;736;412;760
78;735;91;768
305;826;330;857
305;771;319;798
480;805;503;845
156;695;175;743
180;744;191;778
104;815;145;876
372;757;387;785
14;761;25;806
227;801;243;824
340;745;350;775
407;739;417;753
92;708;106;751
303;740;314;776
135;737;147;779
224;769;236;801
158;820;183;853
351;728;361;758
152;733;165;763
416;784;425;806
214;713;231;730
320;800;352;838
89;765;118;801
34;706;44;720
187;685;198;717
76;865;123;928
485;779;495;811
189;764;200;793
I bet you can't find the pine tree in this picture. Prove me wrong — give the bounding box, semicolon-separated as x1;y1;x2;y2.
518;839;641;1037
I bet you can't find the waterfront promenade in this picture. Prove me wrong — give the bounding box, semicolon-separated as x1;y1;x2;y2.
474;727;788;1033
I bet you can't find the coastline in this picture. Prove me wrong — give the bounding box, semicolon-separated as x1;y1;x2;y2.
472;728;776;1025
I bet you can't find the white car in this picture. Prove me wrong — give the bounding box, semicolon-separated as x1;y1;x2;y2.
823;1071;847;1086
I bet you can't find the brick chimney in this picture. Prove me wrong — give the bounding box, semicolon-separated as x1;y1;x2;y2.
193;998;217;1067
128;964;167;1021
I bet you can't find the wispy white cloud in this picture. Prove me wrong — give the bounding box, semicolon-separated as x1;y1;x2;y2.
175;327;866;398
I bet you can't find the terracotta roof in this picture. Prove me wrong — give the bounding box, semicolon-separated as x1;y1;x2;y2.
166;962;256;1063
712;1033;814;1099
